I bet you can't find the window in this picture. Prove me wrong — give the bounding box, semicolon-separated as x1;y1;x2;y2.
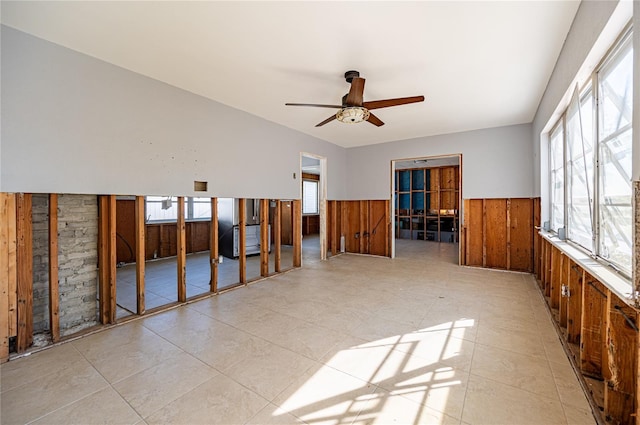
547;26;633;276
146;196;211;222
549;124;564;233
566;87;594;250
302;180;319;215
597;32;633;272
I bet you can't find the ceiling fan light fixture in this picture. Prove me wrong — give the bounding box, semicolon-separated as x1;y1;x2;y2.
336;107;370;124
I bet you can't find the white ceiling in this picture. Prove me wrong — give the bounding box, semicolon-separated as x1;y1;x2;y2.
1;1;580;148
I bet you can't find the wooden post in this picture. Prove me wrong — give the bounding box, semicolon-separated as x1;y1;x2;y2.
108;195;117;323
293;200;302;267
239;198;247;284
567;261;583;346
7;195;17;341
384;199;390;257
359;200;367;254
98;195;117;324
16;193;33;352
331;200;338;256
544;241;552;297
481;199;487;267
505;198;511;270
135;196;145;315
550;247;561;310
48;194;60;342
581;274;606;379
210;198;218;293
0;193;14;362
177;196;186;302
274;200;281;273
260;199;269;277
604;295;636;425
558;253;568;328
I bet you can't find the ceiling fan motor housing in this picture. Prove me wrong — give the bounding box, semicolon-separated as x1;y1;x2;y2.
344;70;360;83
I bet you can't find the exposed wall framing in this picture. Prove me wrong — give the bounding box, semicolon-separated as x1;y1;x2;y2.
538;233;639;425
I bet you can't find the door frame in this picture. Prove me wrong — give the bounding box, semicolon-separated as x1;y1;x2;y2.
300;152;327;261
390;154;462;263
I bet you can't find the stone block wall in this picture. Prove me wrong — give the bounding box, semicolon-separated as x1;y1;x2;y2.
57;194;99;335
32;194;50;333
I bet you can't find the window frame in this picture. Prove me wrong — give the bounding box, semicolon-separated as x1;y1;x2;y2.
302;179;319;215
546;24;633;279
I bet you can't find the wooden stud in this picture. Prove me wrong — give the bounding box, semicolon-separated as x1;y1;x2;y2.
98;195;117;324
274;200;281;273
108;195;117;323
330;200;337;256
384;199;390;257
48;194;60;342
98;196;110;324
292;199;302;267
604;295;636;425
177;197;186;302
581;274;606;379
0;193;13;362
260;199;269;277
7;194;16;338
505;199;511;270
544;241;552;297
359;200;366;254
135;196;146;314
567;261;584;346
533;197;541;276
558;253;568;328
550;247;561;310
239;198;247;283
210;198;218;293
481;199;487;267
16;193;33;352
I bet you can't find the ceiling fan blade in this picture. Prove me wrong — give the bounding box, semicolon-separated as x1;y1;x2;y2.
315;114;337;127
363;96;425;110
285;103;343;108
345;77;365;106
366;112;385;127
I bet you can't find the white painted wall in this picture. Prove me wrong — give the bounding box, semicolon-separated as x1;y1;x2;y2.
345;123;533;200
532;0;628;200
1;26;347;199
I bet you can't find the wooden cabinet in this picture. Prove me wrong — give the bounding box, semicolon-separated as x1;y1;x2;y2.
395;166;459;243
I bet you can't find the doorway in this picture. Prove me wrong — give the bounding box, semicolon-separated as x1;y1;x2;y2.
301;153;327;262
391;154;462;264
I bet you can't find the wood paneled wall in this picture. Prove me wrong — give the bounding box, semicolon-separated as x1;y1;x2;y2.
327;200;390;257
116;199;211;263
462;198;536;272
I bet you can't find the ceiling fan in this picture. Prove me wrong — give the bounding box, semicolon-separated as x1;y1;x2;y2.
285;70;424;127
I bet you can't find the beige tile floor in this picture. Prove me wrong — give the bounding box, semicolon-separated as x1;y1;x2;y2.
1;239;595;425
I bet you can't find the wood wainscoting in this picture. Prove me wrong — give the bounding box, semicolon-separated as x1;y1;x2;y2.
461;198;539;273
327;200;391;257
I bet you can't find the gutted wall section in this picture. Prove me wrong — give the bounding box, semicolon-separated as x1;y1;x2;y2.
57;194;98;335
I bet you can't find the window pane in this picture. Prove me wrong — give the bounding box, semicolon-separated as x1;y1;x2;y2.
566;90;594;249
599;36;633;138
146;196;178;222
597;32;632;274
191;197;211;220
598;130;632;272
302;180;319;214
550;125;564;232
